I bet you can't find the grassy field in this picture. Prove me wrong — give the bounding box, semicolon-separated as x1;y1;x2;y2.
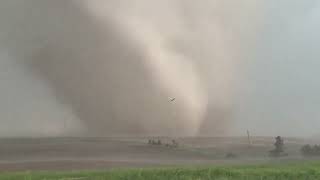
0;161;319;180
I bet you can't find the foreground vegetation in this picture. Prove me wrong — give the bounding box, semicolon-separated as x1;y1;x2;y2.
1;161;320;180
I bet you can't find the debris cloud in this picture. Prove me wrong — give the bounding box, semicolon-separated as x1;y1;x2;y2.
0;0;259;136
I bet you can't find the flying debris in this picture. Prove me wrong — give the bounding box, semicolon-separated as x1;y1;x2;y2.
170;98;176;102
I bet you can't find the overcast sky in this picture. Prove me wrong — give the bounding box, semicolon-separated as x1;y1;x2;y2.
233;0;320;137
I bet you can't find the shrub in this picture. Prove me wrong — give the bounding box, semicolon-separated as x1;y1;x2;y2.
225;152;237;159
301;144;320;156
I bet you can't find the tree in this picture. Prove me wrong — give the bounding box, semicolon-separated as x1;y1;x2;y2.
274;136;284;153
301;144;320;156
269;136;287;157
301;144;312;156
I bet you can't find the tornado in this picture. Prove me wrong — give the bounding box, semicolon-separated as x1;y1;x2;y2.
0;0;259;136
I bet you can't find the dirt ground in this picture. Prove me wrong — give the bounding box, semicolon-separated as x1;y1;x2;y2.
0;137;310;171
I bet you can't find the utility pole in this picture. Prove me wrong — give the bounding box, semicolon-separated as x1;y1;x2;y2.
64;118;67;132
169;97;176;137
247;130;252;147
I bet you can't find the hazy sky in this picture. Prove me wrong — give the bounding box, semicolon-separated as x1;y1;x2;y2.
0;0;319;137
233;0;320;137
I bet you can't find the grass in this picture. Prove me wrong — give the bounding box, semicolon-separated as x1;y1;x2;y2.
0;161;320;180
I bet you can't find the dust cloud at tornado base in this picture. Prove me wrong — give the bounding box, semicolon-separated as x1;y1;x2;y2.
0;0;260;136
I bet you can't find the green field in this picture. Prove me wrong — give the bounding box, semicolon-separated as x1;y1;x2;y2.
0;161;320;180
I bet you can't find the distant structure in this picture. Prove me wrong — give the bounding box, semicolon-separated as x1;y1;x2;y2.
247;130;252;147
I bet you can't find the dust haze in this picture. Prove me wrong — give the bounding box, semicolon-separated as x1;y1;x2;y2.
0;0;319;137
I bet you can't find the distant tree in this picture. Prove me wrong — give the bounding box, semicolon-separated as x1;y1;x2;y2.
172;140;178;148
301;144;320;156
301;144;312;156
274;136;284;153
314;145;320;154
269;136;287;157
225;152;237;159
152;140;156;145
